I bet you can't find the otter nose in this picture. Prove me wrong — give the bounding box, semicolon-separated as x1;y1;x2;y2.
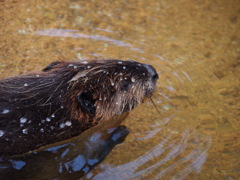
144;64;159;82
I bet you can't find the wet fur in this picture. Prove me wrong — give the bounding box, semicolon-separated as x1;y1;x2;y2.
0;59;158;156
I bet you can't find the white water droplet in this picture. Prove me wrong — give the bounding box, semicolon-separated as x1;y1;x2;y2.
60;123;65;128
0;130;4;137
65;121;72;126
40;128;44;132
87;65;91;69
2;109;9;114
46;117;51;122
41;120;45;123
68;64;74;67
74;65;78;69
118;61;123;64
82;61;88;64
123;66;126;70
24;83;28;87
22;129;28;134
20;117;27;123
51;114;55;118
131;77;136;82
111;82;115;86
99;97;102;101
36;74;40;77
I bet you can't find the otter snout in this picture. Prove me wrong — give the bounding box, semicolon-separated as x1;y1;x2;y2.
144;64;159;82
144;64;159;97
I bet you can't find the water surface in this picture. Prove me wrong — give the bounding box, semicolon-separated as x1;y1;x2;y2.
0;0;239;179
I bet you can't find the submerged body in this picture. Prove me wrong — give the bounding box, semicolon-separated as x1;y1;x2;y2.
0;59;158;156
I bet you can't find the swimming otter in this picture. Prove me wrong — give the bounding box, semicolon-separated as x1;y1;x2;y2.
0;59;158;156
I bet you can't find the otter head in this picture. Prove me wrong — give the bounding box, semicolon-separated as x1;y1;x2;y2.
66;60;158;125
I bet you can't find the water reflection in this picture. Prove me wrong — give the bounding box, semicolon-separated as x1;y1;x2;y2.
35;29;143;53
89;125;211;179
0;113;129;180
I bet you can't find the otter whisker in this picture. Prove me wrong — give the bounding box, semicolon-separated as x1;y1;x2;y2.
148;97;161;115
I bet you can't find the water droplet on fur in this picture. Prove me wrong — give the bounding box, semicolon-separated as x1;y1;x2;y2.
2;109;9;114
24;83;28;87
20;117;27;123
36;74;40;77
40;128;44;133
0;130;4;137
99;97;102;101
138;63;142;66
87;65;91;69
142;73;146;75
22;129;28;134
123;66;126;70
118;61;123;64
50;126;54;130
46;117;51;122
65;121;72;126
131;77;136;82
51;114;55;118
111;82;115;86
82;61;88;64
61;106;64;109
68;64;74;67
74;65;78;69
41;120;45;123
60;123;65;128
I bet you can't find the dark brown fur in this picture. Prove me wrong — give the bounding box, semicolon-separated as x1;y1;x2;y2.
0;59;158;156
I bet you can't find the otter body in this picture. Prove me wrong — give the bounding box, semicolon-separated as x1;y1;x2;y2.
0;59;158;156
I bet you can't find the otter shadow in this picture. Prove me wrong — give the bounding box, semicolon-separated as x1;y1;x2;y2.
0;113;129;180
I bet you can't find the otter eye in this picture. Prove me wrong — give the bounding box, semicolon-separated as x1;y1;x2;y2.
120;80;131;91
77;91;96;115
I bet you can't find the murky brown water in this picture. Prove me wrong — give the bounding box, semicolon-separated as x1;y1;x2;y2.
0;0;239;179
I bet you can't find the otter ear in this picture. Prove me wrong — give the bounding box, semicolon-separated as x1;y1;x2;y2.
77;91;96;116
42;62;63;72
